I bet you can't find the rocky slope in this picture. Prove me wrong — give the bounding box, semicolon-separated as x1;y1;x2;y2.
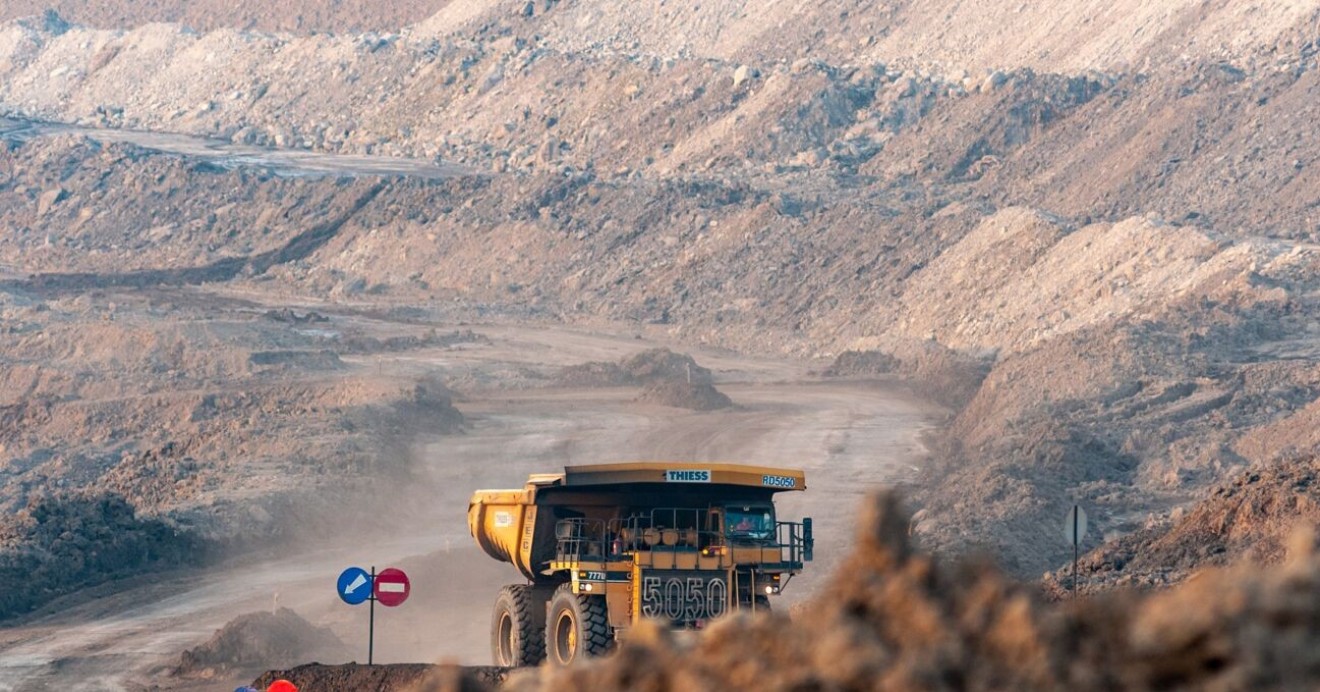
0;0;1318;586
1045;454;1320;593
0;6;1315;241
11;1;1315;70
0;249;469;617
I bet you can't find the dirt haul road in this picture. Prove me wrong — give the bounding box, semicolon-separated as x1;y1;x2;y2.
0;117;474;180
0;316;939;692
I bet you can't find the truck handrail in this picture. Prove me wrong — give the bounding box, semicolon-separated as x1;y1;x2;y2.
772;520;814;566
553;515;813;568
554;518;607;563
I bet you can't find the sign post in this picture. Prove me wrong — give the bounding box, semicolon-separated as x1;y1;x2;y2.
1063;505;1088;596
368;566;375;666
337;565;410;665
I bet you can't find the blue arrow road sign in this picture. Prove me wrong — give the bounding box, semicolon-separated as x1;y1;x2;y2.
337;566;373;605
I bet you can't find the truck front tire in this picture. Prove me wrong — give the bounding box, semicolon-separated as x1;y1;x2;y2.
545;584;612;665
492;584;550;666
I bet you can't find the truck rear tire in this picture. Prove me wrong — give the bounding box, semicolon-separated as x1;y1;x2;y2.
491;584;549;667
545;584;612;665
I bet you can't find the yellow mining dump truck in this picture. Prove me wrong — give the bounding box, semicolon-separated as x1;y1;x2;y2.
469;462;813;666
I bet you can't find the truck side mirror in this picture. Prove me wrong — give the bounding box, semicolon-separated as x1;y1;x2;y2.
802;517;813;562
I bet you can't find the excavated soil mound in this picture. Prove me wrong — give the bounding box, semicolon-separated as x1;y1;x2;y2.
621;349;714;385
0;492;201;619
636;380;733;411
408;490;1320;692
824;343;989;409
555;348;714;387
390;378;466;433
1045;455;1320;594
255;663;508;691
821;349;900;377
174;608;349;679
553;360;634;387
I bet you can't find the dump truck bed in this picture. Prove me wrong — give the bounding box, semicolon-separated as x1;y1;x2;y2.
468;462;806;580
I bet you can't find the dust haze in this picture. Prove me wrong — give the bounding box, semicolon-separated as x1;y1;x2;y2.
1;0;1319;690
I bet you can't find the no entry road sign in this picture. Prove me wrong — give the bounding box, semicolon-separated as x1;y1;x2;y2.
374;567;411;607
337;566;372;606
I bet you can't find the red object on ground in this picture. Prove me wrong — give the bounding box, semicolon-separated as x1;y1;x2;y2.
373;567;411;607
267;680;298;692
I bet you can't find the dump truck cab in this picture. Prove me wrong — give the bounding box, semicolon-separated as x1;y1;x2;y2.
469;462;813;666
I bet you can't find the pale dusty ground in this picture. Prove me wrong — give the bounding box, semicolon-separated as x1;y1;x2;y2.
0;1;1318;688
0;313;937;692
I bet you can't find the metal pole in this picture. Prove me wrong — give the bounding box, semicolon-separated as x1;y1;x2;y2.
1072;509;1079;597
369;565;375;665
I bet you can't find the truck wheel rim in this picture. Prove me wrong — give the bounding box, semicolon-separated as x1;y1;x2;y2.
497;611;515;664
554;610;577;662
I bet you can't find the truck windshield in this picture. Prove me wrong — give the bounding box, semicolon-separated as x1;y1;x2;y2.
727;507;774;540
